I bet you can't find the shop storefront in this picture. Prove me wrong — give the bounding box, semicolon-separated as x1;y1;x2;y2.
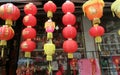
0;0;120;75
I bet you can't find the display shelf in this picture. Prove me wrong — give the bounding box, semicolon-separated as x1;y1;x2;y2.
100;32;120;75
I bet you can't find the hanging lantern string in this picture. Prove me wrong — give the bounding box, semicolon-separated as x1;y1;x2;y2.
1;47;4;57
97;43;101;52
47;61;52;75
26;58;29;68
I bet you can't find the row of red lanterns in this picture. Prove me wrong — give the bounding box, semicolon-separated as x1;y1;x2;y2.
0;3;20;57
62;1;78;58
20;3;37;58
0;0;110;58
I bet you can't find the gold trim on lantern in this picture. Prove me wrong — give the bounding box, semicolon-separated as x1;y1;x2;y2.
46;55;52;61
93;24;99;27
0;40;7;46
5;19;13;26
93;18;101;24
47;11;53;18
25;52;31;58
68;53;73;59
47;32;53;39
27;26;32;28
95;36;102;43
1;48;4;57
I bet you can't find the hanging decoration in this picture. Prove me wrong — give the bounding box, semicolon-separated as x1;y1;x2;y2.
70;59;78;75
62;0;78;59
43;0;56;61
0;3;20;57
111;0;120;18
82;0;105;51
43;1;56;74
20;3;37;69
89;25;105;44
111;0;120;36
112;56;120;74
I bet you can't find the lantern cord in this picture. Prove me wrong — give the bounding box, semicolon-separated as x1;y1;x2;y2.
27;59;29;68
47;61;52;75
1;48;4;57
97;43;101;52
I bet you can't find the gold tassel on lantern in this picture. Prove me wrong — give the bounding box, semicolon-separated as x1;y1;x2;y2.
93;18;101;24
95;36;102;43
47;11;53;18
68;53;73;59
27;59;30;68
95;36;102;51
47;62;52;74
1;48;4;57
47;32;53;39
46;55;52;61
5;19;13;26
25;52;31;58
0;40;7;46
0;40;7;57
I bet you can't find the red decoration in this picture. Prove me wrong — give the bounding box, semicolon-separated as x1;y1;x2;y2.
62;1;75;13
22;27;36;39
0;25;14;40
43;1;57;13
89;25;105;37
62;25;77;39
0;3;20;20
21;40;36;52
63;39;78;53
23;14;37;27
62;12;76;26
115;59;119;65
83;3;104;20
24;3;37;15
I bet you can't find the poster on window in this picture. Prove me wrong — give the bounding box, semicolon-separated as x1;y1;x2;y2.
112;56;120;75
78;59;101;75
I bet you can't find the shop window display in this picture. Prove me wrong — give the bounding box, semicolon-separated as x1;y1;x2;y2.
16;13;85;75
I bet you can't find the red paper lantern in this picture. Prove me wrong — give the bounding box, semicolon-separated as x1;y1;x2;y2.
0;3;20;21
22;27;36;39
62;12;76;26
0;25;14;40
63;39;78;53
21;40;36;52
62;25;77;39
62;1;75;13
89;25;105;37
12;6;20;21
23;14;37;27
24;3;37;15
43;1;57;13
